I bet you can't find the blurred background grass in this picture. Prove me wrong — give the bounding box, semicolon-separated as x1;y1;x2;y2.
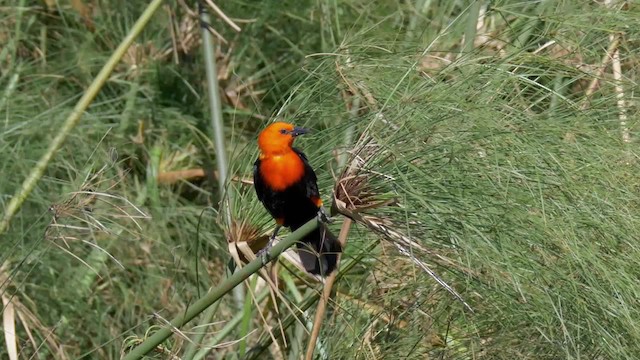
1;0;640;359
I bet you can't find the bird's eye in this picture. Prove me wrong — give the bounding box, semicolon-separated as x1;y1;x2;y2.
279;129;287;134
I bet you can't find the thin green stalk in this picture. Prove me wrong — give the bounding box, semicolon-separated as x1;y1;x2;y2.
282;271;305;359
463;0;482;54
549;73;564;116
511;0;549;51
338;96;360;169
238;274;258;356
118;81;141;134
199;0;245;331
40;25;47;69
0;0;165;235
201;5;232;217
146;145;162;207
0;0;26;120
0;68;20;116
288;318;306;360
1;0;27;69
122;219;319;360
405;0;433;44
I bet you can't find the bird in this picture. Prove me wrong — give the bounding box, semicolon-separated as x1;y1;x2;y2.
253;122;341;276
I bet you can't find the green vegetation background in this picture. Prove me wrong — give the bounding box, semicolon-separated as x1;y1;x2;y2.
1;0;640;359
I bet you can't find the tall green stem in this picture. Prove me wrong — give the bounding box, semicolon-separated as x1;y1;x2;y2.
183;6;243;358
201;5;232;219
463;0;482;54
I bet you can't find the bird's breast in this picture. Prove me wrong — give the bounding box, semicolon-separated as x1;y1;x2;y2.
259;152;305;191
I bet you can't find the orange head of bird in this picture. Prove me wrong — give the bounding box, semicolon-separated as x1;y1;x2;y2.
258;122;309;155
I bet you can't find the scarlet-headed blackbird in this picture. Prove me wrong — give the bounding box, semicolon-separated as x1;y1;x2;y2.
253;122;341;276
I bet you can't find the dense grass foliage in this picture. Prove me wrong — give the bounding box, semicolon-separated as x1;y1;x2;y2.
1;0;639;359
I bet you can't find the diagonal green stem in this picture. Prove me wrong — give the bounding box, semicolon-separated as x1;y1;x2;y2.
122;219;319;360
0;0;165;235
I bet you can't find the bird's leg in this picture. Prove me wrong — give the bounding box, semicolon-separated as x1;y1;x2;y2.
258;224;281;264
317;206;333;224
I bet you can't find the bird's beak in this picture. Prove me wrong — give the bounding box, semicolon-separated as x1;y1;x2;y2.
290;126;309;137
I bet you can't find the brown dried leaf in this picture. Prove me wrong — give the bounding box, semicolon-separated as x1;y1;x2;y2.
71;0;94;31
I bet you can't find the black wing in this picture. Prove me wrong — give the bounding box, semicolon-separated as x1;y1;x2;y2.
253;158;266;203
292;147;320;200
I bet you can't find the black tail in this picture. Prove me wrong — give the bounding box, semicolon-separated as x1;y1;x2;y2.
293;223;342;276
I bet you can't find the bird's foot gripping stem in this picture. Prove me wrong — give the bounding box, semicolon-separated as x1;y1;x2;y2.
317;207;333;224
257;225;281;265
